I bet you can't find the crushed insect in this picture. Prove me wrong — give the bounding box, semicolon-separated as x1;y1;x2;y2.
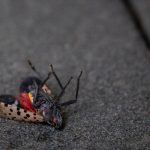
0;60;82;129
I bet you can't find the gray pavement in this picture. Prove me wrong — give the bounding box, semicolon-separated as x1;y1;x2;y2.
0;0;149;150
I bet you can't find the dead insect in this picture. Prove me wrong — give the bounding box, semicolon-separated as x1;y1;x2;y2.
0;60;82;129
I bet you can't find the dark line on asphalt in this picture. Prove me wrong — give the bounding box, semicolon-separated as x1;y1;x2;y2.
122;0;150;50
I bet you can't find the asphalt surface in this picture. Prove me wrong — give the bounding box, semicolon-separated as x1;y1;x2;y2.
0;0;149;150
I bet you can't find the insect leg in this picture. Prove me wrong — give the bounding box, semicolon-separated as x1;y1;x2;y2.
27;59;42;78
75;71;82;100
60;71;82;106
41;72;51;86
57;76;73;100
28;59;52;86
50;64;64;90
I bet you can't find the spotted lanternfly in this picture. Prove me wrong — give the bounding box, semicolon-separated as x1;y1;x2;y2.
0;60;82;129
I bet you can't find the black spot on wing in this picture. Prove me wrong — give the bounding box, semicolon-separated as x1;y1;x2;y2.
26;114;30;118
24;116;27;119
17;111;21;115
4;104;8;107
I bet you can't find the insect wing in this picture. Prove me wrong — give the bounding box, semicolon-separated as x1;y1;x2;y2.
0;102;44;123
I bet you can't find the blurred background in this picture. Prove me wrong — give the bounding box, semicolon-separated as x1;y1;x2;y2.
0;0;149;149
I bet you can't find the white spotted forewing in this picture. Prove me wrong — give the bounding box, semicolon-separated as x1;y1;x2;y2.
0;102;44;122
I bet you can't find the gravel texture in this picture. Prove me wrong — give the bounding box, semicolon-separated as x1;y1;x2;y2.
0;0;149;150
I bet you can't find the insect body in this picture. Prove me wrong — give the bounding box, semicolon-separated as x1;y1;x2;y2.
0;60;82;129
